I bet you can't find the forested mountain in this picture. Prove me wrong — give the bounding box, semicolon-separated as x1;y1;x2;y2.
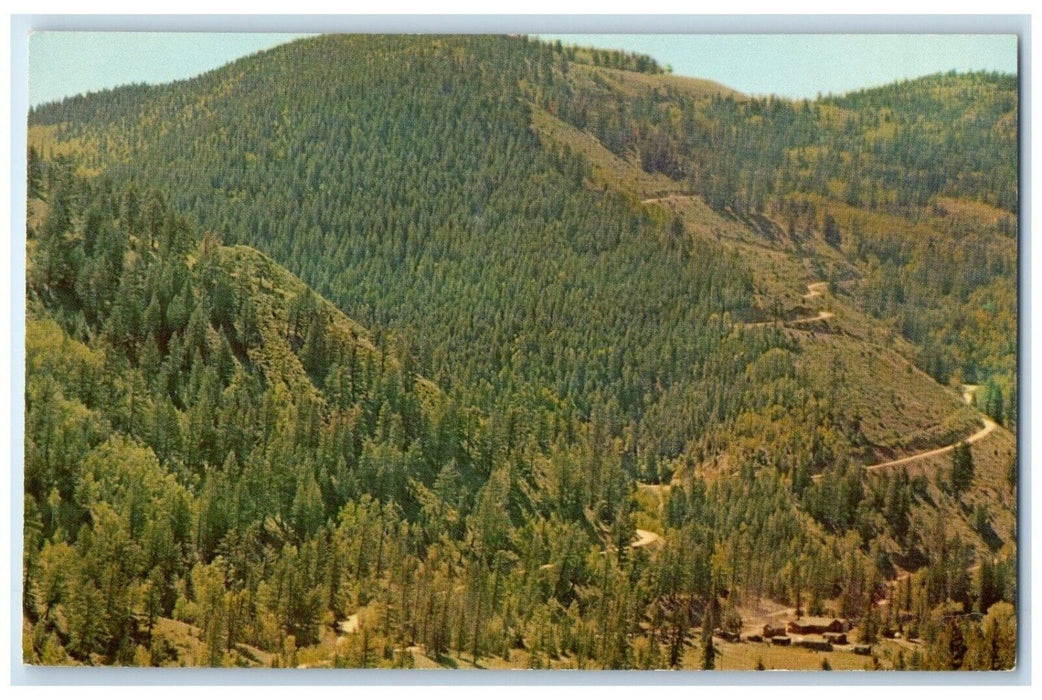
537;58;1018;412
25;34;1017;669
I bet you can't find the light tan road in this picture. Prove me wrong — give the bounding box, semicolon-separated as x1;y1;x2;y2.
641;194;697;205
632;528;664;549
802;282;828;300
811;375;998;483
863;416;998;474
536;528;663;571
746;282;833;328
747;310;835;328
962;384;981;406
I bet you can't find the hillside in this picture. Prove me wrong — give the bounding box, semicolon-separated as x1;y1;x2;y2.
25;34;1017;670
541;60;1017;407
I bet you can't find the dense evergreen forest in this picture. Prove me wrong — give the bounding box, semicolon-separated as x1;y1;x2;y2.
25;34;1017;669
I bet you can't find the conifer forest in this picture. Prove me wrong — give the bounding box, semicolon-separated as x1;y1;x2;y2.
23;34;1018;670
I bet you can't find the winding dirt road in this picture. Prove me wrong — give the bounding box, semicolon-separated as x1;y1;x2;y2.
747;282;834;328
810;382;999;483
863;416;998;474
536;528;664;571
802;282;828;300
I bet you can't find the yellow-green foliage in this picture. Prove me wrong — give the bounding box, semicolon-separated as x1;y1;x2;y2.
23;37;1016;670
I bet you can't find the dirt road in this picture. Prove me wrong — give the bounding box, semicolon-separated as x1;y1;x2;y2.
810;415;997;484
864;379;996;473
746;310;834;328
632;528;664;549
802;282;828;300
536;527;663;572
641;194;697;205
746;282;833;328
784;310;834;326
743;605;798;629
863;416;998;474
808;416;996;487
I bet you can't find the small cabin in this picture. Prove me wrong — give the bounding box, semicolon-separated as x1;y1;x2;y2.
763;624;786;638
770;635;792;646
744;633;764;643
796;635;833;652
823;631;847;645
853;644;872;656
714;629;740;643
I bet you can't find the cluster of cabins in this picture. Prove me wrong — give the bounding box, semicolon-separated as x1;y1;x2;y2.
731;616;872;656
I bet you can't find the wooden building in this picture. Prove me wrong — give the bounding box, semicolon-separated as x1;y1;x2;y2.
786;617;848;635
714;629;740;643
796;635;834;652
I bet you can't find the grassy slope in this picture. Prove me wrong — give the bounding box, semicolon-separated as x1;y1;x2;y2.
568;62;743;101
629;183;981;460
530;107;685;201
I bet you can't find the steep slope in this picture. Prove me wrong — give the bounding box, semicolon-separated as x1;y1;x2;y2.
542;61;1018;406
25;35;1018;669
24;161;452;665
29;35;1014;470
24;154;867;671
28;35;769;462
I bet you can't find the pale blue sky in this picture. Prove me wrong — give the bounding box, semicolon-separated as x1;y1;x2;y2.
28;32;310;107
28;32;1018;107
541;34;1018;98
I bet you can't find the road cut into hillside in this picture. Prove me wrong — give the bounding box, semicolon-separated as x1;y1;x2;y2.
641;194;697;205
632;528;664;549
802;282;828;300
535;527;664;571
863;416;998;474
746;283;834;328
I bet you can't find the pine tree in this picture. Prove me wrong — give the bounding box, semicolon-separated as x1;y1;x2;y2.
823;213;841;247
950;443;975;496
700;579;717;670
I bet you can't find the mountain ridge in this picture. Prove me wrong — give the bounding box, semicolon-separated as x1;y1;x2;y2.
24;34;1018;669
